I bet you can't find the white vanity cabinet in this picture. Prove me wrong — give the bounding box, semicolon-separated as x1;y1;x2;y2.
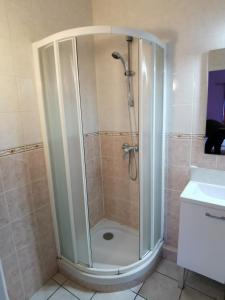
177;167;225;284
177;199;225;283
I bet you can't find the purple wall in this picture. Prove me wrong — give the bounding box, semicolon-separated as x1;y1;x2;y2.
207;69;225;123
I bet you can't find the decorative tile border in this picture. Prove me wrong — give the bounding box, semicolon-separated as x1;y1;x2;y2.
2;133;205;157
84;132;99;137
0;143;43;157
167;133;205;140
84;131;139;137
99;131;139;136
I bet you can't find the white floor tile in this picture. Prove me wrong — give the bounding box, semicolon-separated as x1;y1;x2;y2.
52;273;67;285
29;279;59;300
63;280;94;300
49;287;77;300
92;289;136;300
130;282;143;293
135;296;147;300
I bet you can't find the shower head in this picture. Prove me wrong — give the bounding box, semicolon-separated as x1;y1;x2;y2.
112;51;127;73
112;51;121;59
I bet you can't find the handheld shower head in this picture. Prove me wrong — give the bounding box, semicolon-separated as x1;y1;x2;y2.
112;51;127;73
112;51;121;59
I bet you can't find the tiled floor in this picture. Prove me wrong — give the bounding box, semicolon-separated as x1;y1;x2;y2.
30;259;225;300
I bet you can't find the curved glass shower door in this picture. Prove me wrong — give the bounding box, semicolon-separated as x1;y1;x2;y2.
139;39;164;258
39;39;91;266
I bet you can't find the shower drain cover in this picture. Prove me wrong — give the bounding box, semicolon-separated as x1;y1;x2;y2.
103;232;114;240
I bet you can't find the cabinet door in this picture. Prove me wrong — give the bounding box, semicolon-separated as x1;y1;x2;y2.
177;201;225;283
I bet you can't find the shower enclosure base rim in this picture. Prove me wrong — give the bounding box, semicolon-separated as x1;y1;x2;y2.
58;241;163;291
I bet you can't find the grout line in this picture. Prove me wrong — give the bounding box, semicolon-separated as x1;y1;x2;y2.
178;287;182;300
130;282;144;296
90;291;97;299
60;286;81;299
134;293;147;300
51;276;67;287
184;284;217;300
155;270;179;282
46;285;61;300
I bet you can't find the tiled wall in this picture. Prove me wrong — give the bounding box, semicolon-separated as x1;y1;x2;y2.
100;132;139;230
84;133;104;227
84;132;139;230
92;0;225;257
165;134;225;254
94;35;139;133
0;0;93;298
0;147;57;299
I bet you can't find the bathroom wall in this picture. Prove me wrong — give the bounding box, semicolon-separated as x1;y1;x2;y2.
0;0;93;299
78;34;140;230
95;35;139;229
92;0;225;257
94;35;139;132
100;132;139;229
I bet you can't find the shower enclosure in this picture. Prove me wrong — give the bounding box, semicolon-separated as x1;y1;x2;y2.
33;26;166;289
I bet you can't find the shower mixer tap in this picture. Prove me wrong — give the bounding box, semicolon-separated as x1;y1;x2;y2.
122;143;139;156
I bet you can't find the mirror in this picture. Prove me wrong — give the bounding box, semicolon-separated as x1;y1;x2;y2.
205;48;225;155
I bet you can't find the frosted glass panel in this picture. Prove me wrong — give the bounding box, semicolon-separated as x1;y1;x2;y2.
58;39;91;266
139;40;154;257
40;44;75;262
153;45;164;245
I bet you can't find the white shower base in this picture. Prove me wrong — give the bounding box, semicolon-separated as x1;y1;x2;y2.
91;219;139;268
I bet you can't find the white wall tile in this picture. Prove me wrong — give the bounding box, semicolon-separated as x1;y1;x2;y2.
20;111;42;144
169;104;193;134
0;76;19;112
11;41;34;77
17;77;38;112
0;38;14;76
0;112;23;149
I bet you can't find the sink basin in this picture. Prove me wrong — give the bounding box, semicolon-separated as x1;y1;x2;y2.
181;181;225;208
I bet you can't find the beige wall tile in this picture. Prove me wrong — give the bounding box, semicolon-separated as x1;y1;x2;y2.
191;138;217;169
168;136;191;166
167;165;190;192
164;189;180;248
0;193;9;228
35;204;54;240
31;178;50;210
26;149;46;181
12;213;38;250
0;153;30;191
5;184;33;221
0;224;14;259
18;244;43;298
2;253;25;300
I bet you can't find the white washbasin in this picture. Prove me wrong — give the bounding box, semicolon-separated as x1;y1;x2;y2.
181;181;225;208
